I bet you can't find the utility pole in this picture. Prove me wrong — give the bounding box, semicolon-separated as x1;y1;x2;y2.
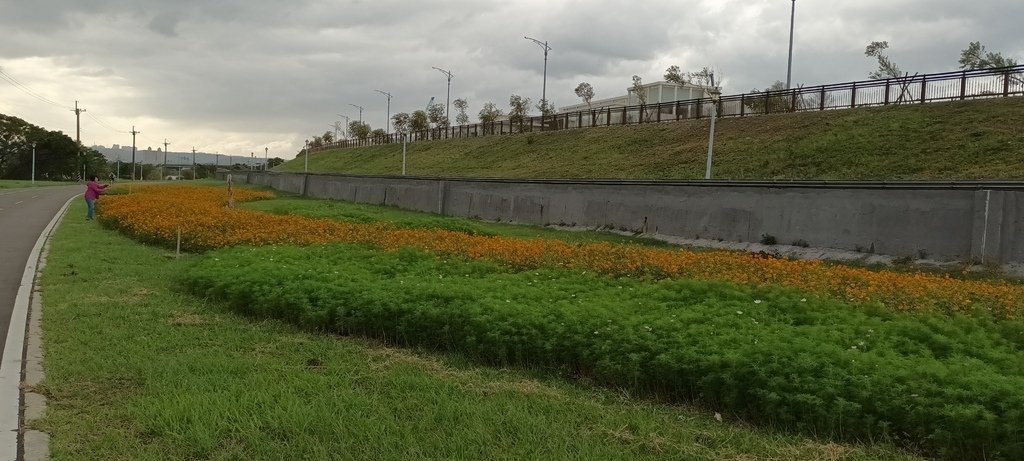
524;37;551;110
431;67;453;128
163;139;169;180
72;101;86;179
786;0;796;89
264;147;268;171
374;89;392;134
192;147;197;179
130;126;140;181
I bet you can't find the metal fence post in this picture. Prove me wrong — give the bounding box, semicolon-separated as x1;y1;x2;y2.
851;82;857;108
884;79;891;105
960;71;967;100
819;86;826;110
920;76;927;103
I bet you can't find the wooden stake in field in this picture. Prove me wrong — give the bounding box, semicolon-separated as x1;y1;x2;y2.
226;174;235;208
176;228;181;258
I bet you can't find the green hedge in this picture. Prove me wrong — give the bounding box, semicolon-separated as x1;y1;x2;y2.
179;244;1024;459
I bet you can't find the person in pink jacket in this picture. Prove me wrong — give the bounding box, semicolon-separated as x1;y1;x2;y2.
84;175;109;220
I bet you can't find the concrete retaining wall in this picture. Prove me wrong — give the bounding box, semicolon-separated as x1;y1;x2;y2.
235;172;1024;265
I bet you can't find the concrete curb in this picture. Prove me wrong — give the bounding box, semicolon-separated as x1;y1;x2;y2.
12;196;73;461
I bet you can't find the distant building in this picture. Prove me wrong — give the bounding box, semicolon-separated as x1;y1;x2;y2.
558;80;711;113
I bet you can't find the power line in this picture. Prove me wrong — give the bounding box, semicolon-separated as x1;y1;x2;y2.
0;69;73;110
85;112;128;134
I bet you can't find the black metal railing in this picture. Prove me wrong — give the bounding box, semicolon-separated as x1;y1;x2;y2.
307;65;1024;154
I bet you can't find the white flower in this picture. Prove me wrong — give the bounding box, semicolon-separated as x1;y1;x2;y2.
754;299;762;304
800;298;807;302
737;310;743;315
714;413;722;422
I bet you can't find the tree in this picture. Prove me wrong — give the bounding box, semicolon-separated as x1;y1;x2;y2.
536;99;555;116
959;41;1022;86
630;75;647;105
322;130;334;144
478;102;503;123
959;41;1018;69
267;157;285;168
453;98;470;125
370;128;387;141
392;112;411;135
574;82;595;110
865;41;901;79
347;120;371;140
410;110;429;132
427;103;448;129
0;113;93;180
746;80;792;113
508;94;531;130
664;66;716;86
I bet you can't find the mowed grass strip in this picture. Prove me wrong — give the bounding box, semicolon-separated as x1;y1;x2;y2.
32;200;919;460
0;179;74;188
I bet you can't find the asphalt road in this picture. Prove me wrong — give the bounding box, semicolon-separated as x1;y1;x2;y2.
0;185;82;358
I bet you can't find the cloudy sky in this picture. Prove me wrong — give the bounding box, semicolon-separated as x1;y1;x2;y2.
1;0;1021;159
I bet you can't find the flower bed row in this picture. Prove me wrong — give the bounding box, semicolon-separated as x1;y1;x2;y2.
98;184;1024;318
180;243;1024;460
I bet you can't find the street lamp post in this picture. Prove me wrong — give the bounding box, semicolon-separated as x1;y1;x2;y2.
431;67;453;129
786;0;796;89
265;147;268;171
704;85;722;180
349;104;364;123
336;114;350;139
304;140;309;173
524;36;551;109
374;89;392;134
31;142;36;185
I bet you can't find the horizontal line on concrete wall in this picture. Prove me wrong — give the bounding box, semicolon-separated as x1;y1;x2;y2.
260;172;1024;191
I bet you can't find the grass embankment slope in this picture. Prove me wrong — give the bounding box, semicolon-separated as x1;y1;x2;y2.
278;97;1024;180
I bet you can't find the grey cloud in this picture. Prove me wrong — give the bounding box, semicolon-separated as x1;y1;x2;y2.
2;0;1023;157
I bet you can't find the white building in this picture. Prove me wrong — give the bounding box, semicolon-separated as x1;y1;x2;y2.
558;80;711;113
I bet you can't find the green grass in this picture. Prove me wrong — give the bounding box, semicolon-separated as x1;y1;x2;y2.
278;97;1024;180
0;179;74;188
33;200;920;460
182;243;1024;460
241;196;676;247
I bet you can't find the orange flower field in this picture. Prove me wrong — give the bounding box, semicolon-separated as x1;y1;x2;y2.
98;184;1024;318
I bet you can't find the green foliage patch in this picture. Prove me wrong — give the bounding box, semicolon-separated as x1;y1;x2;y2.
180;244;1024;460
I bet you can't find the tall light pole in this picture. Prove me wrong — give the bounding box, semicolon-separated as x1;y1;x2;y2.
786;0;796;89
431;67;453;127
374;89;392;134
336;114;350;139
704;76;722;180
264;147;268;171
524;36;551;110
349;104;364;123
31;142;36;185
304;140;309;172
